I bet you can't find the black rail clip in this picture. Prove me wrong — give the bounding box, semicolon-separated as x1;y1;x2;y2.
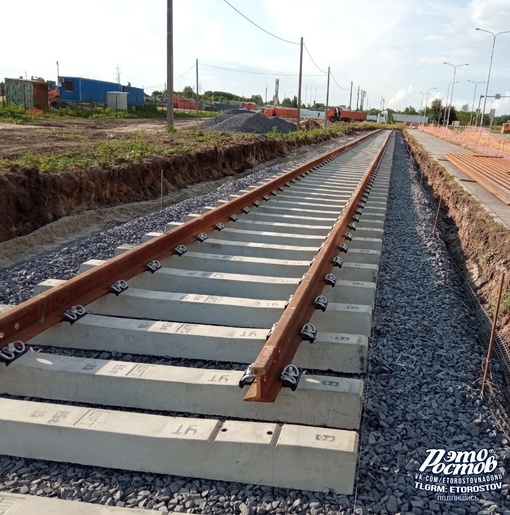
0;341;29;366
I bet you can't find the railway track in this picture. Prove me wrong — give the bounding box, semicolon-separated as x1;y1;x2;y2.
0;130;393;503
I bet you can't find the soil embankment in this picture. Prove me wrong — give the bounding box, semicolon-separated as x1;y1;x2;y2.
0;127;338;243
404;130;510;343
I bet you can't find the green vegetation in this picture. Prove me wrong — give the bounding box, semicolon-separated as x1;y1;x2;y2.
501;290;510;312
483;250;495;264
266;121;394;142
0;93;398;175
0;131;207;172
0;119;386;174
0;102;216;122
9;151;93;172
0;105;31;124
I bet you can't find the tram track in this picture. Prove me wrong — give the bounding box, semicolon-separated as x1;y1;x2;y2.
0;130;393;500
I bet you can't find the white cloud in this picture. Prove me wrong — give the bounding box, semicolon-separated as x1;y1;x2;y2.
1;0;509;112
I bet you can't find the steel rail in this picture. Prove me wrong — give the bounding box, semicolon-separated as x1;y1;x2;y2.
244;130;392;402
0;131;379;349
445;153;510;205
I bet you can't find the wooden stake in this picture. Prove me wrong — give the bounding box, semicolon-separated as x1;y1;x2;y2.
481;273;506;397
160;169;164;211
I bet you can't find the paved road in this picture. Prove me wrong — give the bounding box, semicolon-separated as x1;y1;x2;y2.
411;129;510;229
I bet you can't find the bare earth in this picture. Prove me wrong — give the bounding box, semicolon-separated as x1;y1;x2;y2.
0;117;204;161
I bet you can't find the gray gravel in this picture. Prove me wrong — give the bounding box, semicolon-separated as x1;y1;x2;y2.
202;109;296;134
0;132;509;513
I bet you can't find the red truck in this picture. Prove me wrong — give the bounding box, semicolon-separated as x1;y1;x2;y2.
261;106;298;118
327;106;367;123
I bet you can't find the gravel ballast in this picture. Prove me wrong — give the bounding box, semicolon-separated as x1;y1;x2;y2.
202;109;296;134
0;131;509;513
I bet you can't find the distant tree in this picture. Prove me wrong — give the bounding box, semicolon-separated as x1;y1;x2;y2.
151;90;164;98
181;86;195;99
403;106;418;115
448;106;458;123
456;104;470;126
249;94;263;105
202;91;237;102
480;113;491;126
281;97;293;108
495;114;510;125
292;96;298;108
429;98;443;124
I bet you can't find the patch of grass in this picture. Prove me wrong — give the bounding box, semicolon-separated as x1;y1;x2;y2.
58;132;88;140
3;128;219;172
483;250;494;264
0;113;29;124
501;290;510;312
0;105;31;124
1;100;217;121
95;132;168;161
16;151;92;172
474;216;506;232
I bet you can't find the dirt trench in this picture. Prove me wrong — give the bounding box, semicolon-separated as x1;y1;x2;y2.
0;135;329;244
404;131;510;344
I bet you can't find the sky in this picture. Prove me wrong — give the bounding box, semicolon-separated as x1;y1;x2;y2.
1;0;510;114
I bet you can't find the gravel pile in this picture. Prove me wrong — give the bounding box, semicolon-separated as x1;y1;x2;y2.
202;109;296;134
0;132;509;513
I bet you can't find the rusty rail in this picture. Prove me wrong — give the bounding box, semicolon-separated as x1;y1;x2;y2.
445;153;510;205
0;132;378;350
244;130;392;402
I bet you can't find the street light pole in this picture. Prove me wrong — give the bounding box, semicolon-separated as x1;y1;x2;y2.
442;81;458;126
475;28;510;128
467;79;485;126
166;0;174;127
443;62;469;126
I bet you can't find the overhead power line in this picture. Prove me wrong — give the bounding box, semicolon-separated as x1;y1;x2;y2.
330;70;350;91
303;43;327;75
175;63;195;81
201;62;323;77
223;0;299;45
145;83;166;90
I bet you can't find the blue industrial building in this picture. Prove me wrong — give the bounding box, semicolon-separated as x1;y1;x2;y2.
58;76;144;106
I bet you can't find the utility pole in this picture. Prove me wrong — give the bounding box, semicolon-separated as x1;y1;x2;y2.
297;36;303;129
115;64;121;84
167;0;174;127
195;59;199;112
349;81;353;109
325;66;330;126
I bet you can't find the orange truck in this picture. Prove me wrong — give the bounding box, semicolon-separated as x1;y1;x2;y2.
261;106;298;118
173;96;199;110
327;106;367;123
